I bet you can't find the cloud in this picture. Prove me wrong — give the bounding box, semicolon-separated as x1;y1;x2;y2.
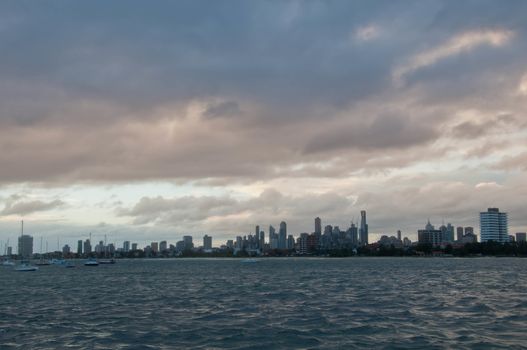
117;189;357;233
0;1;526;244
0;196;65;216
393;29;514;84
202;101;242;119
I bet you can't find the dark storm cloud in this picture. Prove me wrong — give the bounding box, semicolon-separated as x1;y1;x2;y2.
303;114;438;154
0;1;526;184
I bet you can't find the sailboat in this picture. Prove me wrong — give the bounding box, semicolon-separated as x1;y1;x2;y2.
14;221;39;272
35;237;50;266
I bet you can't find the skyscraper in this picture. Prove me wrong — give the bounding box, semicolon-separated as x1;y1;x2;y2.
159;241;168;252
123;241;130;252
359;210;368;245
77;240;83;255
516;232;526;243
397;230;402;241
183;236;194;250
84;239;92;255
315;217;321;236
279;221;287;249
456;227;464;241
18;235;33;258
203;235;212;250
480;208;508;243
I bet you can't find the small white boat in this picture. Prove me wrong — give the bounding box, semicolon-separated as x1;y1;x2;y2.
241;258;259;263
84;259;99;266
14;263;39;272
51;259;66;265
99;259;116;264
36;258;51;266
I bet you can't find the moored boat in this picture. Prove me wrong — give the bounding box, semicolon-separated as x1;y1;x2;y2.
84;258;99;266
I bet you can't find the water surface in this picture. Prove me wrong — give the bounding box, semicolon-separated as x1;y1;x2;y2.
1;258;526;349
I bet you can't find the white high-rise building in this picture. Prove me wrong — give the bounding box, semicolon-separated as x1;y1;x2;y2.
480;208;508;243
18;235;33;258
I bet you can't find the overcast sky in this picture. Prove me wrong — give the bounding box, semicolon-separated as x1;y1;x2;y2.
1;0;527;249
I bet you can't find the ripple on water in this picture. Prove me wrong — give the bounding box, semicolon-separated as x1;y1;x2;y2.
1;258;527;349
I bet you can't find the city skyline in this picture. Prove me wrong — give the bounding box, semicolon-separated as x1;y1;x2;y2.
3;207;526;253
1;2;527;245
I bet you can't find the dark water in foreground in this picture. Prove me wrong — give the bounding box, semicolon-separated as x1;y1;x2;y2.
1;258;527;349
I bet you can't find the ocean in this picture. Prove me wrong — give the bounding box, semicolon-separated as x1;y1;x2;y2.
1;257;526;349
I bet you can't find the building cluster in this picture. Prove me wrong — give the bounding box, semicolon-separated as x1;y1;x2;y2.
4;208;527;259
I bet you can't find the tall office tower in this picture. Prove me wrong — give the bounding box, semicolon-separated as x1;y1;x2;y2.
315;217;322;236
183;236;194;250
18;235;33;259
84;239;92;255
456;227;464;241
446;223;455;242
236;236;243;249
203;235;212;250
279;221;287;249
516;232;526;243
151;242;159;253
480;208;508;243
62;244;71;255
287;235;295;250
359;210;368;245
254;226;260;249
259;231;265;250
397;230;402;241
77;240;83;255
159;241;168;252
269;225;276;244
131;243;138;250
349;223;358;245
123;241;130;252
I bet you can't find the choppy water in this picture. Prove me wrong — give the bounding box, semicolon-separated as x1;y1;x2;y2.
1;258;527;349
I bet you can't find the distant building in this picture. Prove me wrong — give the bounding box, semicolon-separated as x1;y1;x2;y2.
203;235;212;250
131;243;138;251
151;242;159;253
159;241;167;252
465;227;474;235
77;240;83;255
315;217;322;237
183;236;194;250
62;244;71;255
84;239;92;255
7;246;12;256
259;231;265;250
397;230;402;241
480;208;508;243
418;220;443;246
359;210;368;245
516;232;526;243
123;241;130;252
279;221;287;249
456;227;464;241
287;234;295;250
18;235;33;258
298;233;309;254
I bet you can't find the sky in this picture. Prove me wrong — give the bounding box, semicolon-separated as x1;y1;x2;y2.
1;0;527;249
